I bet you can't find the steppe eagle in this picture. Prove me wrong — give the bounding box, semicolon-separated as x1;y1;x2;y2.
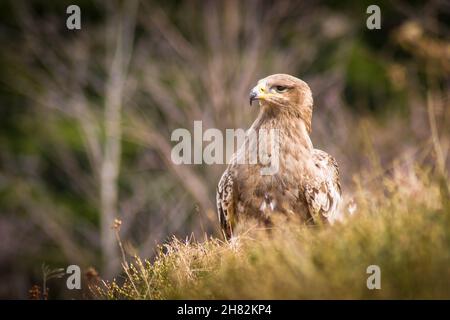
217;74;341;239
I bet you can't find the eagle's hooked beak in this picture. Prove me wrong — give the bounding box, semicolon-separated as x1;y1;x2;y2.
249;82;267;106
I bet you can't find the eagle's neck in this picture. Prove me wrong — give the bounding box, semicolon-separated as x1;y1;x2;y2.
251;108;313;151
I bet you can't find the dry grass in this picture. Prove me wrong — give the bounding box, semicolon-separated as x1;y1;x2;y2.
93;164;450;299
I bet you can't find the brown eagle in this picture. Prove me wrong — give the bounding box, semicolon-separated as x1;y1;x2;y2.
216;74;341;239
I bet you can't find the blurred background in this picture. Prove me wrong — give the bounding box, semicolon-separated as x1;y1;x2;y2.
0;0;448;298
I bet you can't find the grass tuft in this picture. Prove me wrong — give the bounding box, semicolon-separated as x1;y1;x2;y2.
93;165;450;299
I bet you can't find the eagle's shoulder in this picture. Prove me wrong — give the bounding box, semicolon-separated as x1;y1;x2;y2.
304;149;342;223
312;149;340;187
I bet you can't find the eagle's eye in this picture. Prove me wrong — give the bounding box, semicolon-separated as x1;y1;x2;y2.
274;85;288;93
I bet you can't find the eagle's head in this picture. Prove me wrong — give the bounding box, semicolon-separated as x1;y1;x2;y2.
249;74;313;133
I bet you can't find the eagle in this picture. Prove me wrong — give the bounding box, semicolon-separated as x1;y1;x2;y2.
216;74;342;239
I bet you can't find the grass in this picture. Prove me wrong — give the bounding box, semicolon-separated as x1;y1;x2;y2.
92;165;450;299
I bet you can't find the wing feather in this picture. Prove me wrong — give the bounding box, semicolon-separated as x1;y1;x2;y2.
216;169;235;238
305;149;342;223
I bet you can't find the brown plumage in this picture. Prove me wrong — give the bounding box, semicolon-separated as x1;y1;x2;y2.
217;74;342;239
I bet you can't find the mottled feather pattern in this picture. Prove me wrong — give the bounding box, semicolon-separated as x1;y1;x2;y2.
217;170;235;238
305;149;342;222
